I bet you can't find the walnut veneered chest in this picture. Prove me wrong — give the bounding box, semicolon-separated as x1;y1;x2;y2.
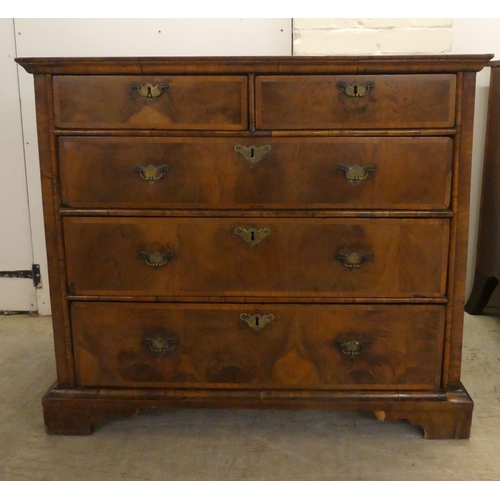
16;55;492;438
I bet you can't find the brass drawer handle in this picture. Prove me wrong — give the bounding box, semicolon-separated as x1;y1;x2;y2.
335;340;370;358
235;145;271;166
339;164;376;185
337;81;375;99
143;336;177;354
134;164;170;184
240;313;275;331
336;251;373;269
235;227;270;246
132;82;169;101
139;250;175;267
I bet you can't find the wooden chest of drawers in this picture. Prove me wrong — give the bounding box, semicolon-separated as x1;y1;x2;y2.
17;55;491;438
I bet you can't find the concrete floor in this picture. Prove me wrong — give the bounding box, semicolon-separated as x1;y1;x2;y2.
1;312;500;480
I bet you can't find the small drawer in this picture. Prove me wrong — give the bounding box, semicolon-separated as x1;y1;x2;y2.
256;74;456;129
72;302;444;390
59;136;452;210
63;217;450;298
53;75;248;130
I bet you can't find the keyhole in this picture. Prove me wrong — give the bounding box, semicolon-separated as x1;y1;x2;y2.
250;231;255;241
250;147;255;159
255;316;260;327
147;85;153;98
353;84;359;97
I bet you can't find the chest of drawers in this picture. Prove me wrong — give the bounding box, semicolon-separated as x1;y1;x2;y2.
17;55;491;438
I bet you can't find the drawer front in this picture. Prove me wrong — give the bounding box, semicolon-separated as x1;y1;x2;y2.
64;217;449;298
59;136;452;210
72;302;445;389
53;75;248;130
256;74;456;129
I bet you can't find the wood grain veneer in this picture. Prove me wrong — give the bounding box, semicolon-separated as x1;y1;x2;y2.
16;54;492;438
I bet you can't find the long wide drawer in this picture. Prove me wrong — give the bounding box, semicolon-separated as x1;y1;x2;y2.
256;74;456;129
71;302;445;389
59;136;453;210
53;75;248;130
64;217;450;298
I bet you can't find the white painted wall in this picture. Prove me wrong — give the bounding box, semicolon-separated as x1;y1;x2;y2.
0;19;37;312
293;18;453;55
14;19;292;57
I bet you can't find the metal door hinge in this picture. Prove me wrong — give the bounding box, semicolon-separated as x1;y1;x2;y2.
0;264;41;288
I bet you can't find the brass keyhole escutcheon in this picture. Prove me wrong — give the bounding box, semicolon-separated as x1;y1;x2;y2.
235;227;270;246
339;164;376;185
336;81;375;100
132;82;169;102
240;313;275;331
234;145;271;167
